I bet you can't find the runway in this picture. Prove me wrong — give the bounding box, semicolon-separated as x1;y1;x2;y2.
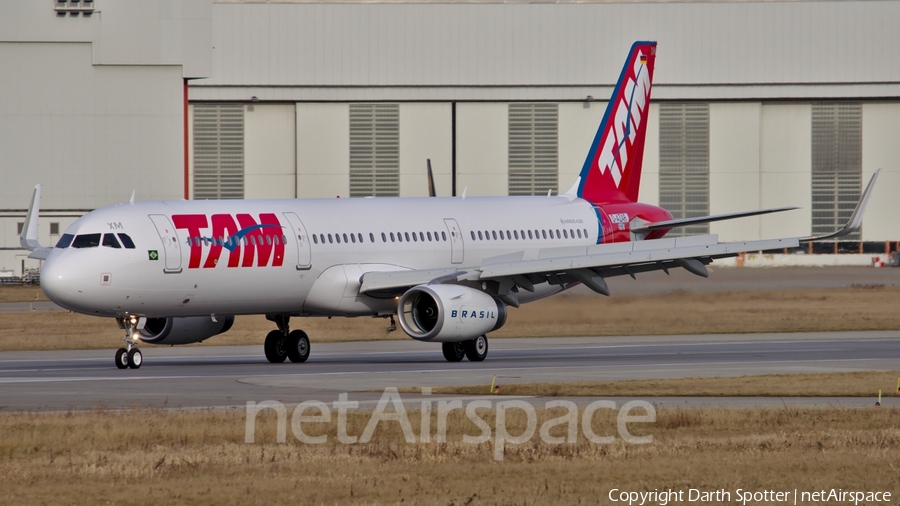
0;331;897;411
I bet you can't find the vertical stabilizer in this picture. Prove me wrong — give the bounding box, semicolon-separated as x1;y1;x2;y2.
568;41;657;204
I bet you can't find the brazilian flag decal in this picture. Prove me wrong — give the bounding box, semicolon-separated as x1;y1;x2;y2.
148;250;159;261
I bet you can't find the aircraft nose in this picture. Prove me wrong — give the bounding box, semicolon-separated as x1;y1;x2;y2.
40;254;88;311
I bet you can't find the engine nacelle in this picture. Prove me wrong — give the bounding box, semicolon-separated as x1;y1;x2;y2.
138;316;234;345
397;285;506;342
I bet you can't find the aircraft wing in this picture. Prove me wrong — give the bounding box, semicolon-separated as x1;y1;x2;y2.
799;168;879;242
359;234;797;301
360;169;879;302
630;170;879;237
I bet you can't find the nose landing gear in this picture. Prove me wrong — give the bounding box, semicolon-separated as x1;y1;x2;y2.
114;316;144;369
264;315;310;364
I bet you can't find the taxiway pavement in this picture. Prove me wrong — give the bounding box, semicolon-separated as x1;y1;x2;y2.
0;331;897;411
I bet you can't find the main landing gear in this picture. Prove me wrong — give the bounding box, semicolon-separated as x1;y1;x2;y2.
115;315;143;369
264;315;310;364
442;335;489;363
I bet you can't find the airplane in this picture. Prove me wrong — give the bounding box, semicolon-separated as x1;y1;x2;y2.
20;41;879;370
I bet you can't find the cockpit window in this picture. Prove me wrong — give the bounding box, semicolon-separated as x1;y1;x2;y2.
117;233;136;249
55;234;74;249
102;234;122;249
71;233;101;248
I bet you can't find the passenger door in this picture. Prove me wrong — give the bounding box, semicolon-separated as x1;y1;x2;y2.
283;212;312;270
148;214;183;273
443;218;464;264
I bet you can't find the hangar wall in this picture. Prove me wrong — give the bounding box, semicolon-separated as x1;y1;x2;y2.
3;0;900;274
0;0;211;273
197;99;898;243
187;1;900;246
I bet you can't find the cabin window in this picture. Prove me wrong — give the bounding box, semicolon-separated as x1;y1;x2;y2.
390;232;395;242
405;232;410;242
471;231;476;240
419;232;425;242
267;236;273;245
477;231;483;240
56;234;74;249
343;233;349;243
102;234;121;249
491;231;497;240
313;235;318;244
370;233;375;243
358;233;364;243
576;229;582;239
350;233;356;243
328;234;333;244
412;232;417;242
442;231;447;241
381;232;387;242
583;228;589;238
427;232;432;242
542;230;547;239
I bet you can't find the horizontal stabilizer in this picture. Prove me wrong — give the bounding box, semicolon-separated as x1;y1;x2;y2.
800;169;880;242
631;207;798;234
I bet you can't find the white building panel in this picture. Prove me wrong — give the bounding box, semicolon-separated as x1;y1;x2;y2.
0;43;183;211
861;103;900;242
759;104;811;240
641;105;661;208
245;104;297;199
399;104;452;197
455;103;508;197
709;103;761;242
295;103;349;199
198;2;900;101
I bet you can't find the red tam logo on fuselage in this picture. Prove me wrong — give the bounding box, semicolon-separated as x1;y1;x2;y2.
172;213;285;269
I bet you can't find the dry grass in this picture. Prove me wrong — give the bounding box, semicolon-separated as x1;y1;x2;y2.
409;371;900;398
2;286;899;351
0;407;897;505
0;285;48;303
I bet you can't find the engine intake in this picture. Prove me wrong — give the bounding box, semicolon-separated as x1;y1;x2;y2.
138;316;234;345
397;285;506;342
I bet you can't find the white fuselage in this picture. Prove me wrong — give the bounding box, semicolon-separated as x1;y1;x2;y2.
41;195;601;319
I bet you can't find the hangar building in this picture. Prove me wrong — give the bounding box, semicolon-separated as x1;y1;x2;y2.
2;0;899;275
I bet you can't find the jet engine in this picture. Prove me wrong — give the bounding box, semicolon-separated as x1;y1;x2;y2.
138;316;235;345
397;285;506;342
